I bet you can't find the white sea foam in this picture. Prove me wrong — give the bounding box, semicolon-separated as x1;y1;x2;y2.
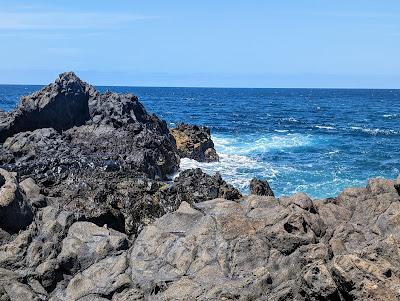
327;150;340;155
178;154;277;191
212;133;312;156
315;125;335;130
281;117;299;123
383;114;400;119
350;126;398;136
177;133;314;192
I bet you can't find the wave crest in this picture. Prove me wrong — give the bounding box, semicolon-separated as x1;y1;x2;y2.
350;126;399;136
213;133;313;156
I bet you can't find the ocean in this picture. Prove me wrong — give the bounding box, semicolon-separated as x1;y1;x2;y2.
1;85;399;199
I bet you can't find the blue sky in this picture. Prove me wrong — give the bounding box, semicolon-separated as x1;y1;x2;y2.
0;0;399;88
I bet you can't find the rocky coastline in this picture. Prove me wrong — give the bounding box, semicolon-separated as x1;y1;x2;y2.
0;72;400;300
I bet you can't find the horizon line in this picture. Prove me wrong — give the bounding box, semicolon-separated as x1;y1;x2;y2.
0;82;399;91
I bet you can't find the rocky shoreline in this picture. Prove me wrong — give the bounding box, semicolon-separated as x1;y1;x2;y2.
0;72;399;300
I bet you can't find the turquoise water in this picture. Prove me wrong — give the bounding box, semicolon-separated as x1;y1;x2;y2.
1;85;399;198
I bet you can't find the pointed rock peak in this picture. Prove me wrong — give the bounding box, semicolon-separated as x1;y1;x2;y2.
0;71;95;143
55;71;89;91
58;71;81;82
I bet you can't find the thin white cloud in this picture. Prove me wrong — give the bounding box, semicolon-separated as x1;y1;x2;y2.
0;11;155;30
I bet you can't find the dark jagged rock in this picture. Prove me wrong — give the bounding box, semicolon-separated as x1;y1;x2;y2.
1;129;177;234
0;74;179;181
0;72;96;143
250;177;275;196
170;123;219;162
0;73;181;235
160;168;242;208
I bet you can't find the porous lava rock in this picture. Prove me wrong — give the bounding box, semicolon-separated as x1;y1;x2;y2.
171;123;219;162
0;72;181;235
129;178;400;300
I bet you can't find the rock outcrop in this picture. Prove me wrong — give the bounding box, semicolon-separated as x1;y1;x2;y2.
0;74;180;181
0;72;182;235
0;72;95;143
129;178;400;300
171;123;219;162
250;177;275;196
157;168;242;213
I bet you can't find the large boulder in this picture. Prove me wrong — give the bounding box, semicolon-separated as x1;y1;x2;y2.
0;72;96;143
171;123;219;162
65;253;131;301
57;222;128;274
249;178;274;196
0;169;33;233
160;168;242;210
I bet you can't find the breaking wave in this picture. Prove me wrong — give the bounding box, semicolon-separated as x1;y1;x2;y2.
350;126;399;136
179;133;314;193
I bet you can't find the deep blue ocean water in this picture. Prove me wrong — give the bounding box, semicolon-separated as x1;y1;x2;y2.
1;84;399;199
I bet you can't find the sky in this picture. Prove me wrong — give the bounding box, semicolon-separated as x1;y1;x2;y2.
0;0;399;88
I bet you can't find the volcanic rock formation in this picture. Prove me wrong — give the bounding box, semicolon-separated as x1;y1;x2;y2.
0;72;184;234
0;72;94;143
171;123;219;162
250;178;275;196
129;178;400;300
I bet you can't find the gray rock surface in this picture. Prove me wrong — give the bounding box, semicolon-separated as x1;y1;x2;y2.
19;177;46;208
129;178;400;300
58;221;128;274
65;253;130;301
0;168;33;233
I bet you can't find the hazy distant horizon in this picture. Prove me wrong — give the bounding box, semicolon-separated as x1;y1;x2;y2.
0;70;399;90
